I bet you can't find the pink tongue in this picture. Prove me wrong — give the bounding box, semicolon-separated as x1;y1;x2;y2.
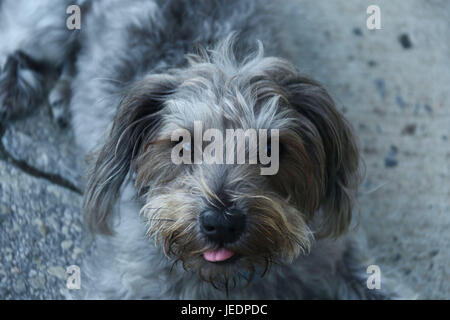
203;248;235;262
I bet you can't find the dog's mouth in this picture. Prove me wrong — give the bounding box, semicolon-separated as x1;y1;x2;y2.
203;247;238;264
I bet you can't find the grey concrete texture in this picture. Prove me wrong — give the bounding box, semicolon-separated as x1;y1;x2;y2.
0;0;448;299
0;106;88;299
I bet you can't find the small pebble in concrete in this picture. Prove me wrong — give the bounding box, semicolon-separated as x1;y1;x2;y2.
374;78;386;99
0;286;9;297
399;33;413;49
401;123;417;135
385;158;398;168
30;275;46;289
13;279;26;294
0;213;8;224
47;266;66;280
33;218;49;236
373;106;386;116
429;249;439;257
0;205;13;215
353;27;362;36
396;95;406;109
363;146;377;154
11;267;20;274
384;145;399;168
72;247;84;260
61;240;73;250
368;60;377;67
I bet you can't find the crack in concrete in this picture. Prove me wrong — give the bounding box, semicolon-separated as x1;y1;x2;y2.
0;123;83;195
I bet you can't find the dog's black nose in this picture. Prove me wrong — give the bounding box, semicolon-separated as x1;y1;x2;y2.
200;209;245;244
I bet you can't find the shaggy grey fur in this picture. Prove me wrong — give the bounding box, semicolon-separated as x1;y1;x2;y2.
0;0;407;299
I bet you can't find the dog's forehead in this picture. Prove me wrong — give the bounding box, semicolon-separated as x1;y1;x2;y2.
162;79;295;133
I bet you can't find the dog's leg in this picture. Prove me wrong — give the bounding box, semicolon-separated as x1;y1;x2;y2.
48;61;75;127
0;50;47;122
0;0;77;122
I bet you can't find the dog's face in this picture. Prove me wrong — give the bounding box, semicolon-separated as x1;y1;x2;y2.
83;40;359;288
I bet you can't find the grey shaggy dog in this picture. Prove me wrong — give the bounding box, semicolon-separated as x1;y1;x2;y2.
1;0;405;299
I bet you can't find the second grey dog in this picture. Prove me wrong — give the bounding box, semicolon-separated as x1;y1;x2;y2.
0;0;404;299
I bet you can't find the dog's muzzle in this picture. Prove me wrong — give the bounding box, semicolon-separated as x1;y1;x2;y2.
199;209;246;262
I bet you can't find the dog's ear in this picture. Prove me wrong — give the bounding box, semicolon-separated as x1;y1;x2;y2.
83;74;179;235
281;75;360;238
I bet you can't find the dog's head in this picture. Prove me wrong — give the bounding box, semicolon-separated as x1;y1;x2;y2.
83;37;360;288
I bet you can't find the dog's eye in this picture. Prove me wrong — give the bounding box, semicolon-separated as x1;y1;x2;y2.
171;136;190;149
178;140;192;157
172;137;195;163
182;142;191;152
